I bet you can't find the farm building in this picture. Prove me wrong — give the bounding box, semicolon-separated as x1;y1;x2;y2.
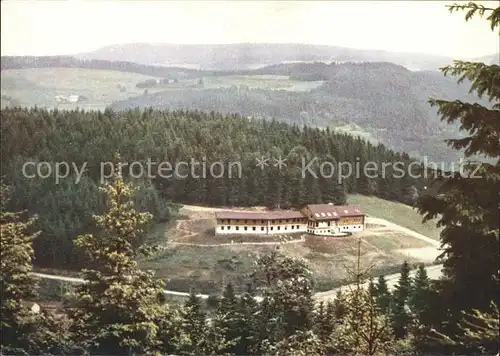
215;203;364;237
215;210;307;235
54;95;88;103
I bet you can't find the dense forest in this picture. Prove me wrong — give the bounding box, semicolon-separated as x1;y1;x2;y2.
111;61;489;163
1;107;425;269
1;3;499;355
2;54;488;164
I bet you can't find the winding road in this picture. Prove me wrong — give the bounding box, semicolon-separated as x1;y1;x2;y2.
33;263;443;302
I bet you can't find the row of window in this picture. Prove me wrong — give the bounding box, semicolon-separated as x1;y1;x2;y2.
307;225;363;234
220;225;302;232
219;218;305;224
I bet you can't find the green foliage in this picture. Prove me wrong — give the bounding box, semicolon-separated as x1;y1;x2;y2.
251;252;315;353
415;2;500;353
1;184;71;354
67;171;167;354
409;264;432;321
0;184;40;354
330;287;395;355
430;301;499;354
1;106;428;270
111;61;487;164
263;330;325;356
374;275;391;313
391;261;413;339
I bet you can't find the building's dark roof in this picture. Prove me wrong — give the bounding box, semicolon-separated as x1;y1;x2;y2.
215;210;305;220
303;204;364;220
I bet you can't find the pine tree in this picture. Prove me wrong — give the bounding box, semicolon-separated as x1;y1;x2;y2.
264;330;325;356
179;292;209;354
314;301;334;343
213;283;241;354
333;290;348;320
67;165;166;354
374;275;391;312
252;252;315;351
235;284;260;355
416;2;500;321
409;264;431;320
0;184;41;354
430;301;499;355
368;277;377;298
330;242;395;355
391;261;413;338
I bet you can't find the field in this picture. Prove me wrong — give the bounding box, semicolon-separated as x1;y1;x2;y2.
1;69;325;111
0;68;165;110
202;75;325;92
141;199;442;295
347;194;443;240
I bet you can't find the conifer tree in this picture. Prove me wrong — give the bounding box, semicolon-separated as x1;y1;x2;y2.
416;2;500;320
314;301;335;344
409;264;432;320
213;283;242;354
235;284;260;355
333;290;348;320
66;164;166;354
264;330;325;356
430;301;499;355
391;261;413;338
330;241;395;355
368;277;377;298
252;252;315;352
374;275;391;312
179;293;208;354
0;184;41;354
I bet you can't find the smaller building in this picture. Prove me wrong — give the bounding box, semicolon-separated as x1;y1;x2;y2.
215;210;307;235
301;204;365;235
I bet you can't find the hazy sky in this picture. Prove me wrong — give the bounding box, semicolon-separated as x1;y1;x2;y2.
1;0;498;58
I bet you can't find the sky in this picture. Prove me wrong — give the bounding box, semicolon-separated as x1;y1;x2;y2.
1;0;498;58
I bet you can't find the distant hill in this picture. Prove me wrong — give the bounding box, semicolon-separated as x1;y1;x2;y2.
0;55;209;78
76;43;455;71
473;53;499;65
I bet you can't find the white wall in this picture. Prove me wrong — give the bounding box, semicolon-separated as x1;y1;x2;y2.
215;222;307;235
307;221;364;236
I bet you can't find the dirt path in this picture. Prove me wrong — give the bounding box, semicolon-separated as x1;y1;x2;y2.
168;235;305;247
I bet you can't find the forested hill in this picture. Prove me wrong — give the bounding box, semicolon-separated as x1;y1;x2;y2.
77;42;453;71
111;62;485;163
0;55;210;78
2;107;426;269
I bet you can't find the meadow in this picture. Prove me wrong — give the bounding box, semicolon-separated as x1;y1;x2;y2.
140;198;441;295
347;194;443;240
0;68;164;110
202;75;325;92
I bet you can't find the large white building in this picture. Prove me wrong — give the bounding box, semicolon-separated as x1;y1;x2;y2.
301;204;365;235
215;204;365;237
215;211;307;235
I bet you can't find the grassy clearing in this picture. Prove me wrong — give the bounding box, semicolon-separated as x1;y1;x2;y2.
142;203;433;294
347;194;443;240
363;232;432;250
140;244;275;295
203;75;324;92
1;68;164;110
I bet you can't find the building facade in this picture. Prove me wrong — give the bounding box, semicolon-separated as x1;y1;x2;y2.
214;204;364;236
215;211;308;235
301;204;365;235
